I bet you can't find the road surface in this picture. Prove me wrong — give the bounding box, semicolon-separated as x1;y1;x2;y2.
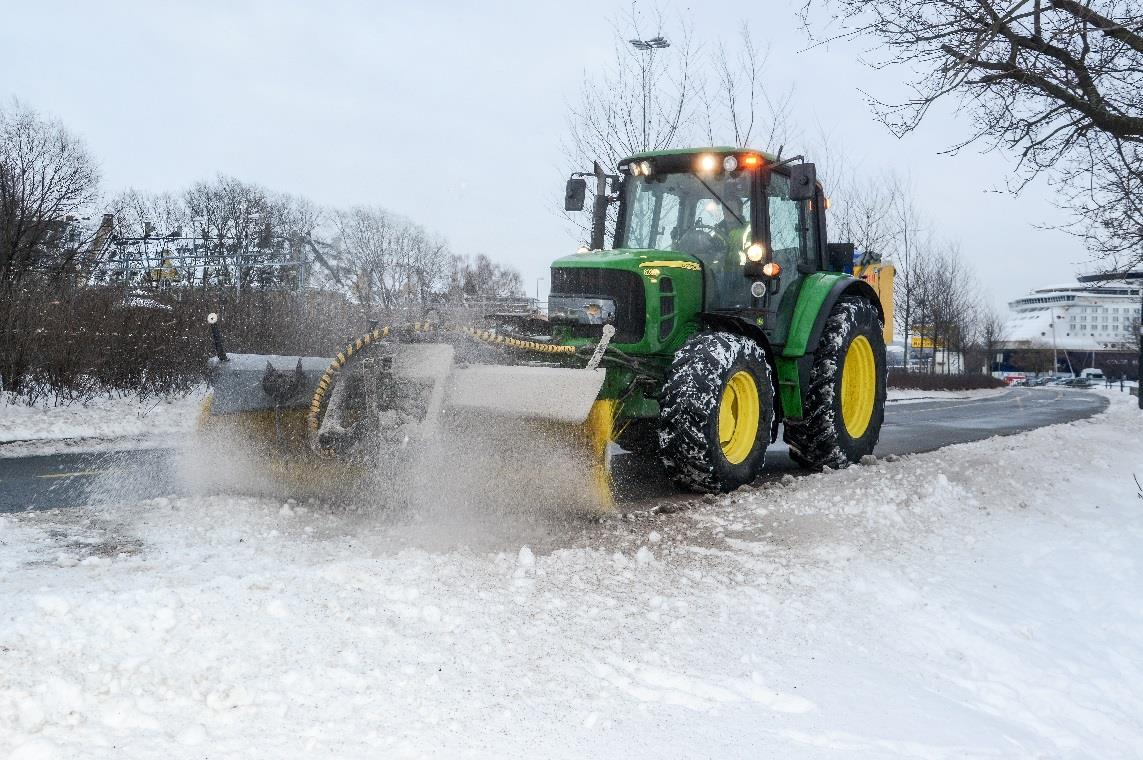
0;388;1109;513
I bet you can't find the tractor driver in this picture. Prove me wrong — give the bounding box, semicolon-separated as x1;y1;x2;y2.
714;191;751;257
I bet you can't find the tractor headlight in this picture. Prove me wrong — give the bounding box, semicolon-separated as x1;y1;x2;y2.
746;243;766;262
638;160;653;176
697;153;718;173
723;155;738;172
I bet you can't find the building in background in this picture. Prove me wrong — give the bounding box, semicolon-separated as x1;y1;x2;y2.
1000;277;1142;378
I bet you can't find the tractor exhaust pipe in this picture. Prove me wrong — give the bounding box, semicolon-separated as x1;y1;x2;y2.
589;161;617;251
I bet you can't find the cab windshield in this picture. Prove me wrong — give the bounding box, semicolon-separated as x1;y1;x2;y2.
619;171;752;260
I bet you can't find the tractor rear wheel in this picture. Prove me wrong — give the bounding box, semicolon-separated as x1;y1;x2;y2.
784;296;886;470
659;332;774;493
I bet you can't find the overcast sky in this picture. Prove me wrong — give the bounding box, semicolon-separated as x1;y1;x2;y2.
2;0;1097;309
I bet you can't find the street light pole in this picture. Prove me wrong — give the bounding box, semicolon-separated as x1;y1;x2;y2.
628;36;670;152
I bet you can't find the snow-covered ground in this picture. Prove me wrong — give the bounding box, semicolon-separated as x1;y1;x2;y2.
1;391;1141;758
0;390;205;458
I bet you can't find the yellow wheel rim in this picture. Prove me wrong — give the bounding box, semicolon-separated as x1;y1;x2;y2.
840;334;876;439
718;370;760;465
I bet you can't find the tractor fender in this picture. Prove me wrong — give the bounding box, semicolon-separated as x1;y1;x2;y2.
777;275;884;423
783;275;884;359
806;278;884;353
698;312;783;441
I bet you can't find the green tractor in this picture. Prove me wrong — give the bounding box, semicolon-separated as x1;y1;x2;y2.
551;147;887;493
200;147;886;504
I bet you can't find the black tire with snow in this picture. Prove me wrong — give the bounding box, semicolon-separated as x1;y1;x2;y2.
784;295;886;470
659;332;774;493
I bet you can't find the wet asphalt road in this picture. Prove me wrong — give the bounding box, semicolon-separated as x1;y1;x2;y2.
0;388;1110;513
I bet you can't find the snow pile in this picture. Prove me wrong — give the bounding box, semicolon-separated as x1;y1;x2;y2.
0;393;1141;757
0;390;205;458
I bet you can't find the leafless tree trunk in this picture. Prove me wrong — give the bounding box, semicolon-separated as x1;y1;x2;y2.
977;303;1008;374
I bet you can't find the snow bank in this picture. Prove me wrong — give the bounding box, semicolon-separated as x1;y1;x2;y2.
0;390;205;458
886;387;1011;404
1;394;1141;758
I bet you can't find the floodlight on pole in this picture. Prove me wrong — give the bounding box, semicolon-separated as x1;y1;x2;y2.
628;35;671;151
629;36;670;50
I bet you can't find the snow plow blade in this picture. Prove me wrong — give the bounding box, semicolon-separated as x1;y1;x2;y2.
196;342;614;508
444;365;605;425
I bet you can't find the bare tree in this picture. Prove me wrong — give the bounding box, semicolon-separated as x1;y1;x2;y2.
563;6;697;244
804;0;1143;273
563;9;798;246
903;238;980;372
566;7;697;172
321;206;455;321
977;302;1008;374
447;253;524;301
888;175;926;358
0;100;101;286
700;28;794;150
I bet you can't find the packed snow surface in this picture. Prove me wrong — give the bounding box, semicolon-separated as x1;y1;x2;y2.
1;392;1141;758
0;390;205;458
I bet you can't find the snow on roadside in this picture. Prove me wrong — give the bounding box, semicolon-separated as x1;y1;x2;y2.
0;392;1141;758
886;387;1011;404
0;390;205;458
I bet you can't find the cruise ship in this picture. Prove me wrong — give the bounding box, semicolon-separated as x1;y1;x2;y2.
1004;278;1141;352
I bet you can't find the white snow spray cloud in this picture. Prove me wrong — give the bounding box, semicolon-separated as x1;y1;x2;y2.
83;406;611;555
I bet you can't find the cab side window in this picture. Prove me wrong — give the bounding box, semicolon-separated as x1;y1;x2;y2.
767;174;802;277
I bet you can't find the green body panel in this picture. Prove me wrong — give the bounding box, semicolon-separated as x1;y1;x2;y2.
774;359;803;419
551;248;704;358
780;272;853;358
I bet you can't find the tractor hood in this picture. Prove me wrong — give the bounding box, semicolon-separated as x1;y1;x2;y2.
551;248;702;274
549;248;704;352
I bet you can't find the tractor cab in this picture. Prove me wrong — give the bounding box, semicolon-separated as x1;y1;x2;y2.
561;148;826;349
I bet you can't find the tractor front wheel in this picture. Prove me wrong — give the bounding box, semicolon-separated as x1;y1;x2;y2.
784;296;886;470
659;332;774;493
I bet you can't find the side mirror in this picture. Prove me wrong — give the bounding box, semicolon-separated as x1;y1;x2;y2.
788;162;817;201
564;178;587;211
